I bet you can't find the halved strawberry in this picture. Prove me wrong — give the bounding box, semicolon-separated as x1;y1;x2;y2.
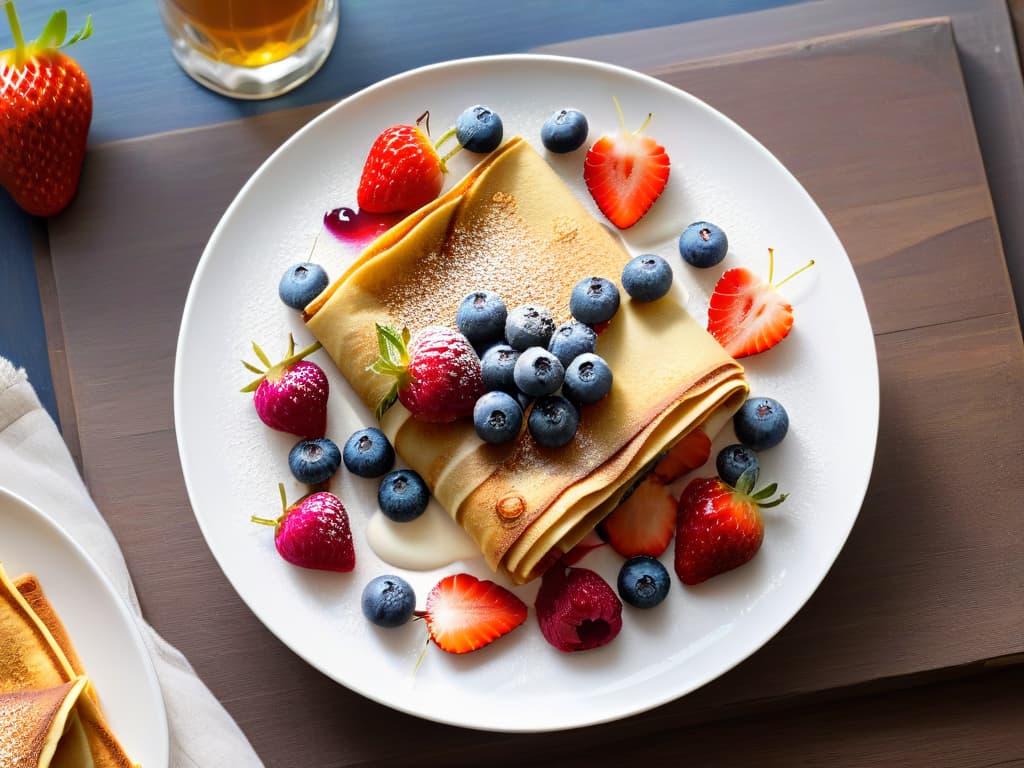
583;100;670;229
421;573;527;654
707;249;815;358
602;476;676;558
357;113;446;214
652;428;711;483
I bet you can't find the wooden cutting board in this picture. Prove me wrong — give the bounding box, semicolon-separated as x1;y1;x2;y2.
40;18;1024;767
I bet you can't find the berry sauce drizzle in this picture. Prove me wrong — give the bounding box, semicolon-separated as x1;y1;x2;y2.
323;207;403;246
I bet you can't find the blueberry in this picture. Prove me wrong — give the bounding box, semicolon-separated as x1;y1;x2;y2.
278;262;329;310
377;469;430;522
562;352;613;405
505;304;556;351
361;575;416;628
733;397;789;451
287;437;341;484
570;276;620;325
528;395;579;448
481;344;520;394
513;347;565;398
456;105;503;153
679;221;728;268
547;321;597;367
541;108;589;153
617;556;670;609
473;391;524;444
621;254;673;301
342;427;396;478
716;443;760;487
456;290;507;345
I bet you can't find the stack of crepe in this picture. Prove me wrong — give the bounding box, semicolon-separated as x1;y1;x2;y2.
305;137;748;584
0;563;135;767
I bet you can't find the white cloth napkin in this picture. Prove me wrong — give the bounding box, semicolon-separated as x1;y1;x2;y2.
0;356;263;767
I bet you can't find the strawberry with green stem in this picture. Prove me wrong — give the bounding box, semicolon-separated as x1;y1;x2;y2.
369;323;484;423
707;248;815;358
252;484;355;572
674;470;786;585
1;2;93;217
241;334;329;439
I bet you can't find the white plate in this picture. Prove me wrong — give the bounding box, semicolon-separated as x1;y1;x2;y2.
0;486;169;763
174;55;878;732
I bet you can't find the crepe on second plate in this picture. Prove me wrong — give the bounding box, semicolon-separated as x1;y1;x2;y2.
0;564;135;767
305;137;748;584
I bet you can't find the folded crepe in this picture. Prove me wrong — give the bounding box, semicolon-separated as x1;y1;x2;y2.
0;564;135;767
305;137;748;584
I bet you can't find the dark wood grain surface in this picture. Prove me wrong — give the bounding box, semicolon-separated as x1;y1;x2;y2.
41;17;1024;768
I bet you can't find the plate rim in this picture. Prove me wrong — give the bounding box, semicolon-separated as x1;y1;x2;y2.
0;484;171;763
173;52;880;732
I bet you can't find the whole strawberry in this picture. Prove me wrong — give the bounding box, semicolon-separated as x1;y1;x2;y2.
241;334;329;439
535;565;623;652
370;324;484;423
252;484;355;572
357;112;447;214
674;471;786;585
1;3;93;217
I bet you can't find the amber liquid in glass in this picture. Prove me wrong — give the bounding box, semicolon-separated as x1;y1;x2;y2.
165;0;322;68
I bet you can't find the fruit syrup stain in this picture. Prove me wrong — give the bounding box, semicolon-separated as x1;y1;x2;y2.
323;207;404;246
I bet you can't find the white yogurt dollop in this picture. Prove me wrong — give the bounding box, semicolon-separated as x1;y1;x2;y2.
366;500;480;570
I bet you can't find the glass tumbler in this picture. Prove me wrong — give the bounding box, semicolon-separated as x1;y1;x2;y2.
157;0;338;99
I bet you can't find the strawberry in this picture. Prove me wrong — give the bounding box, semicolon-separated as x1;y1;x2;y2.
251;484;355;572
535;565;622;652
370;324;484;423
674;472;786;585
601;476;676;558
241;334;329;439
652;428;712;483
0;4;93;217
583;98;670;229
707;248;815;358
420;573;527;654
357;112;446;214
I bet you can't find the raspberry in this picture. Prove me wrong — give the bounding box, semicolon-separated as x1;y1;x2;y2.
534;565;623;652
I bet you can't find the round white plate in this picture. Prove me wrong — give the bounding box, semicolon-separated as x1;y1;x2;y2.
0;486;169;763
174;55;878;732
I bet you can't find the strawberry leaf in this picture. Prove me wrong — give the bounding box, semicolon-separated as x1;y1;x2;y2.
34;9;66;49
62;14;91;47
752;482;778;501
375;381;399;421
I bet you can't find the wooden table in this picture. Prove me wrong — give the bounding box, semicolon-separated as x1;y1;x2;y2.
14;1;1024;765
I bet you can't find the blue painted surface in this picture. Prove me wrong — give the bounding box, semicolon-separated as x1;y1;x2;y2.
0;0;807;428
0;195;57;421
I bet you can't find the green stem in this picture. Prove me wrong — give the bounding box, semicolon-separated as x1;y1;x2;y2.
5;1;26;68
250;516;278;526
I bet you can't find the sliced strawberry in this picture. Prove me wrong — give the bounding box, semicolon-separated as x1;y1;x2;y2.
357;116;445;214
370;324;484;422
674;473;785;585
422;573;528;654
602;476;676;558
584;103;670;229
706;249;814;359
652;428;711;483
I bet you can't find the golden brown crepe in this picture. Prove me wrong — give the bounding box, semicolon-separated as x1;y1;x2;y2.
0;564;135;767
305;137;748;583
0;677;94;768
